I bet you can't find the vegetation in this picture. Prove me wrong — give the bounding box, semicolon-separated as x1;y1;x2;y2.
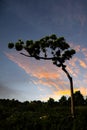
0;91;87;130
8;34;76;117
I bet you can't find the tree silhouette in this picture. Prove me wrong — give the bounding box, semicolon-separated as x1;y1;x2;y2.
59;96;67;106
47;98;55;107
74;91;84;106
8;34;76;117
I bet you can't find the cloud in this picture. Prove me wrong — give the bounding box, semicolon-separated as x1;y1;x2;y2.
5;52;63;84
5;52;69;96
0;83;19;99
5;43;87;100
81;48;87;57
79;87;87;97
78;59;87;69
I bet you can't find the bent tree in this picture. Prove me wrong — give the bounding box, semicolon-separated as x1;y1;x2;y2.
8;34;76;117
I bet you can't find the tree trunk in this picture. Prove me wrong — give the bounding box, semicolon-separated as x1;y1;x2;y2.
62;66;75;118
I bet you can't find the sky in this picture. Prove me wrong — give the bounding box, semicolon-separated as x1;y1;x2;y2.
0;0;87;102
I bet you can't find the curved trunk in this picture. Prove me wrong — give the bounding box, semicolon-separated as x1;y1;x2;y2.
62;66;75;118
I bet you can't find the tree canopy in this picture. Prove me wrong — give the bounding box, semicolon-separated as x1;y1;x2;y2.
8;34;76;68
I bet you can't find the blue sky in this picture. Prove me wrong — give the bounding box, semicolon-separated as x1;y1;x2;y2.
0;0;87;101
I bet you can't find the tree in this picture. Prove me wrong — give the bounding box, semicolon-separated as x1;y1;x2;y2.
59;96;67;106
47;98;55;107
8;34;76;117
74;91;84;106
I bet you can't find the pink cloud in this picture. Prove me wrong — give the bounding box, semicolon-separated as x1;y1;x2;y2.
5;43;87;99
78;59;87;69
5;52;70;96
79;87;87;96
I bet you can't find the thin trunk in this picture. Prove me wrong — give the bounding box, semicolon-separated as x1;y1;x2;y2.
62;66;75;118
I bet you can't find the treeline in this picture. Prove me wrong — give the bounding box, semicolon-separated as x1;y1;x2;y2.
0;90;87;109
0;90;87;130
48;90;87;106
59;90;87;106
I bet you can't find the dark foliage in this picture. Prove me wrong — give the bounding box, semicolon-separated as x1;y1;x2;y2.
8;34;76;68
0;91;87;130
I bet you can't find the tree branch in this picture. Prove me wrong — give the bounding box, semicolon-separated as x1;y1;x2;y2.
20;52;54;60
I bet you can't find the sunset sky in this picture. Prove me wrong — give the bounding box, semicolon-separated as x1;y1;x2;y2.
0;0;87;102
